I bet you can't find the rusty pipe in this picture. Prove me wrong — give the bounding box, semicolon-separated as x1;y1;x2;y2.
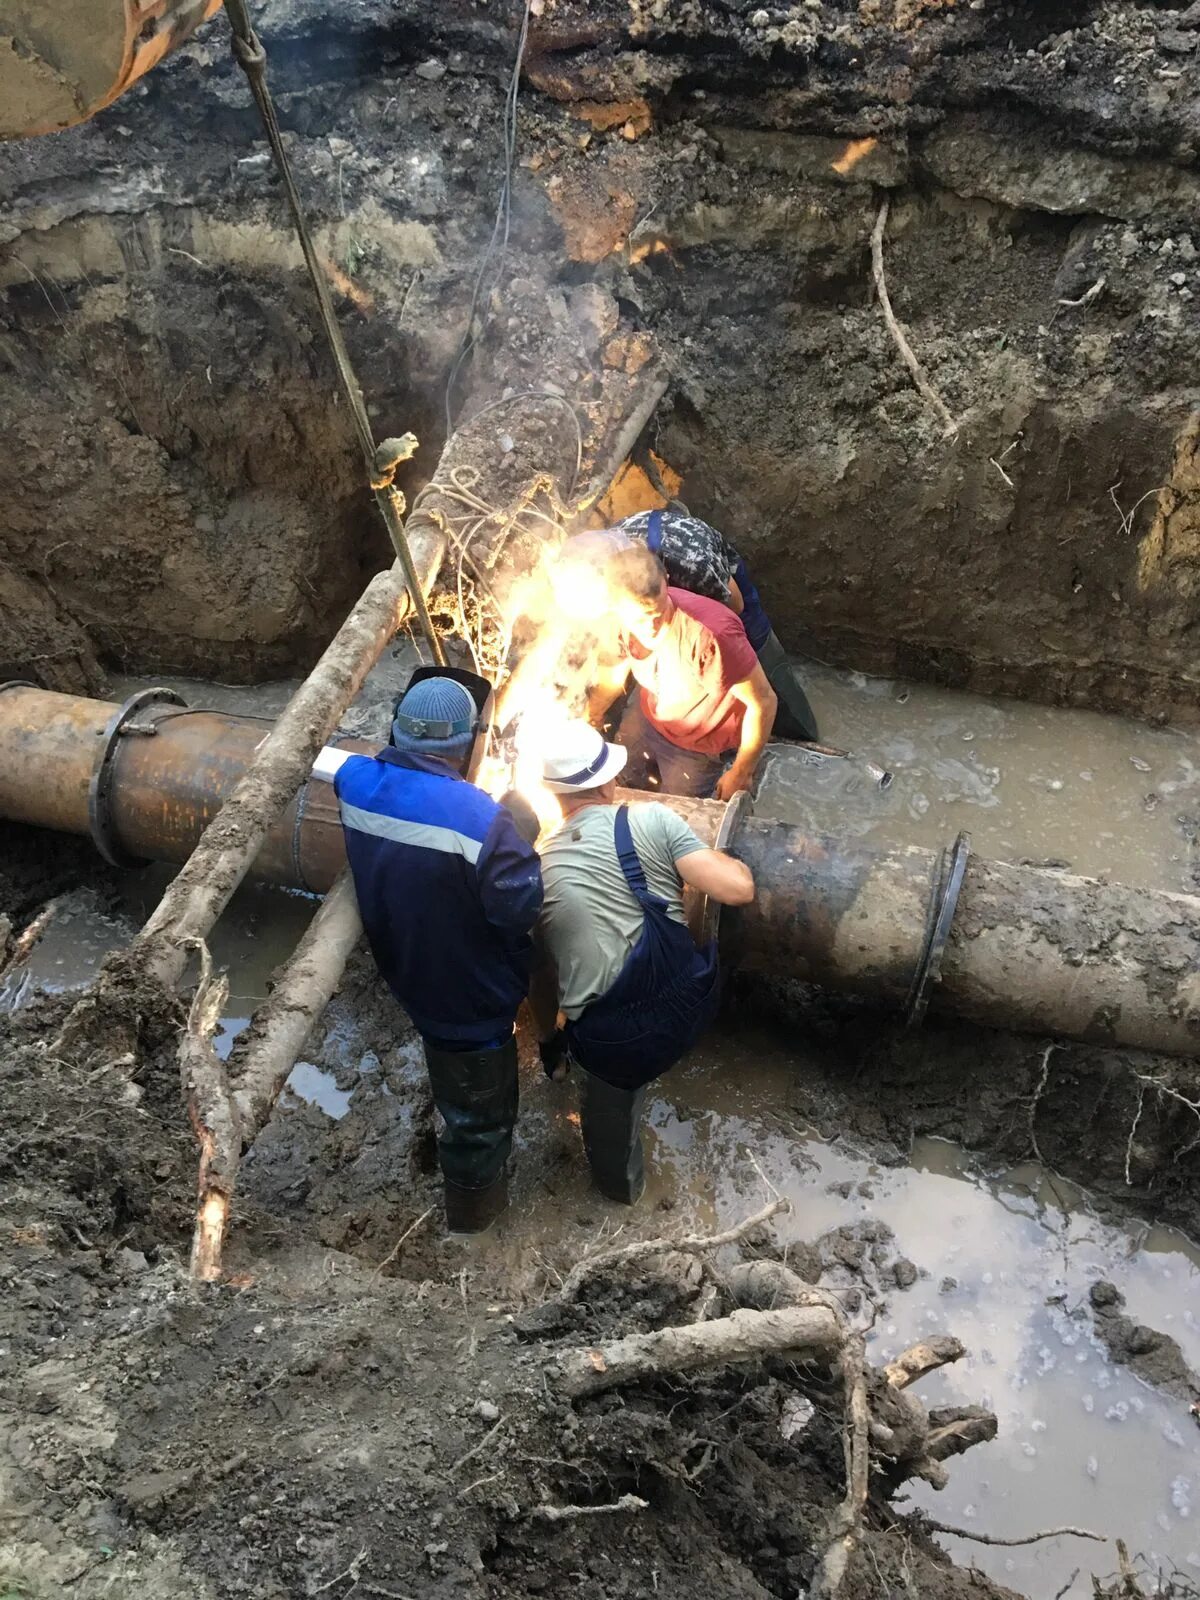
0;685;1197;1059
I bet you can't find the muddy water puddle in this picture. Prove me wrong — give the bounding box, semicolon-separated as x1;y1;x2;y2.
758;663;1200;895
0;871;325;1108
515;1028;1200;1599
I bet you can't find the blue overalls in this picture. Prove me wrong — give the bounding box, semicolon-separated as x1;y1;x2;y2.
564;806;720;1202
335;748;542;1222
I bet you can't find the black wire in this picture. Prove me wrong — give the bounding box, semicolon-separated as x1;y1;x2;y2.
460;389;584;500
443;0;534;436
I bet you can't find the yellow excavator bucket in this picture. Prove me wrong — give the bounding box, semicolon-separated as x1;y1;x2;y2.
1;0;222;140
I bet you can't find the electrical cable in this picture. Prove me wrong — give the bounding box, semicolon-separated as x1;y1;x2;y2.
443;0;534;436
460;389;584;499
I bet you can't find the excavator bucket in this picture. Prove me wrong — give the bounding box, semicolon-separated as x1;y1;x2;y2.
1;0;222;141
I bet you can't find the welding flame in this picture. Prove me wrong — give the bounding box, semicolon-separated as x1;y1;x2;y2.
474;532;633;836
470;456;682;835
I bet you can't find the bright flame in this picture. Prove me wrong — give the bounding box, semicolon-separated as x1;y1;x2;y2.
471;465;681;832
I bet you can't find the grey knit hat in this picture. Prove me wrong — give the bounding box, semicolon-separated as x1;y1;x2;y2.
391;676;477;760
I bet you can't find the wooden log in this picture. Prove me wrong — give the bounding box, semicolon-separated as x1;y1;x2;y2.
179;872;365;1280
884;1336;966;1390
178;940;239;1282
556;1305;843;1399
229;869;363;1134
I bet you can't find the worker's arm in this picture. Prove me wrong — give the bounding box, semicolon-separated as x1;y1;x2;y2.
586;653;631;726
727;575;745;615
715;660;778;801
676;847;754;906
476;811;544;940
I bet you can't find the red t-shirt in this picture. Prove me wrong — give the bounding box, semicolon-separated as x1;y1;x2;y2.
628;588;758;756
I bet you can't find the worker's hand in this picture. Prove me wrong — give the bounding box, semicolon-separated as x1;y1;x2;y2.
714;763;754;802
539;1029;569;1082
500;789;541;846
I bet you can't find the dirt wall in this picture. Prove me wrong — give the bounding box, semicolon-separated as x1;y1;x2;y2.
0;1;1198;706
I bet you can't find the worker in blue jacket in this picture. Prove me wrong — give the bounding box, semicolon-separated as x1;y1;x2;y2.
334;669;542;1233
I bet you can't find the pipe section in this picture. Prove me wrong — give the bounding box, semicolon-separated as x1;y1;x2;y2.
0;687;1197;1059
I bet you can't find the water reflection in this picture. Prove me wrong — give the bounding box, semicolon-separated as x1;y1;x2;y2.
757;663;1200;895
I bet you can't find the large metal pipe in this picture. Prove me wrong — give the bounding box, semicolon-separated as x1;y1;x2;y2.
1;685;1198;1059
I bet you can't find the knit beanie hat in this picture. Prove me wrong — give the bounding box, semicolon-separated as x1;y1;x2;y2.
391;676;477;760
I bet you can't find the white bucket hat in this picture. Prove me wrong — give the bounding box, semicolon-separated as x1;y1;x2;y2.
542;720;628;793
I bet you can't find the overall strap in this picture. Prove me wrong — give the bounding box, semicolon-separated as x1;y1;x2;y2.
613;805;652;905
645;508;664;555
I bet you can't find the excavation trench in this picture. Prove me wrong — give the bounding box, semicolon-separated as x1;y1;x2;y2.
4;3;1200;1596
2;664;1199;1600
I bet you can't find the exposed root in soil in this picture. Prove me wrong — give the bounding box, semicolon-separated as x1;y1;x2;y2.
869;199;959;440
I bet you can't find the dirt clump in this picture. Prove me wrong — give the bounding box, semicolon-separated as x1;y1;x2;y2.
1088;1279;1200;1408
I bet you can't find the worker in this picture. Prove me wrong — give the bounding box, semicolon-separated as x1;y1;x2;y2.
333;669;542;1234
591;543;779;800
534;721;754;1203
555;506;818;742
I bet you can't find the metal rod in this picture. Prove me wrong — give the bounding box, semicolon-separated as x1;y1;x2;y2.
4;687;1197;1060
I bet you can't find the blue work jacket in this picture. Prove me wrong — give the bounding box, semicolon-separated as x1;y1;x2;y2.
335;748;543;1046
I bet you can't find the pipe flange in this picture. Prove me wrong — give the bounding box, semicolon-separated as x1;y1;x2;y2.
698;788;753;947
906;830;971;1026
88;687;187;868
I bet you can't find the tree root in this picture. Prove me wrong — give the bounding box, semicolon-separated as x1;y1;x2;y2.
554;1206;1000;1599
556;1196;790;1303
557;1304;843;1399
530;1494;648;1522
870;199;959;439
810;1334;871;1600
921;1515;1106;1548
884;1337;966;1390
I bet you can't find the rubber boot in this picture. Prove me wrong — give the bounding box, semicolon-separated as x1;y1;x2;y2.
578;1069;648;1205
758;629;819;743
444;1173;509;1234
423;1036;518;1232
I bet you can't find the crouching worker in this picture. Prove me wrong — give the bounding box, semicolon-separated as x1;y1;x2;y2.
535;721;754;1203
334;669;542;1234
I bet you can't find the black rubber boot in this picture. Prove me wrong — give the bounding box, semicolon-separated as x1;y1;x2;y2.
758;629;819;742
578;1069;648;1205
423;1036;518;1226
444;1173;509;1235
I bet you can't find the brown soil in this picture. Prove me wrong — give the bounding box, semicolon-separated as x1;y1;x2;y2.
1;2;1198;717
0;971;1019;1600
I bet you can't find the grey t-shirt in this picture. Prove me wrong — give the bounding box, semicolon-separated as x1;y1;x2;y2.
538;802;705;1020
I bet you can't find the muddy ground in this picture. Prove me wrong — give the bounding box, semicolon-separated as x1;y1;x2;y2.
0;1;1199;716
0;966;1027;1600
0;851;1197;1599
4;3;1200;1596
